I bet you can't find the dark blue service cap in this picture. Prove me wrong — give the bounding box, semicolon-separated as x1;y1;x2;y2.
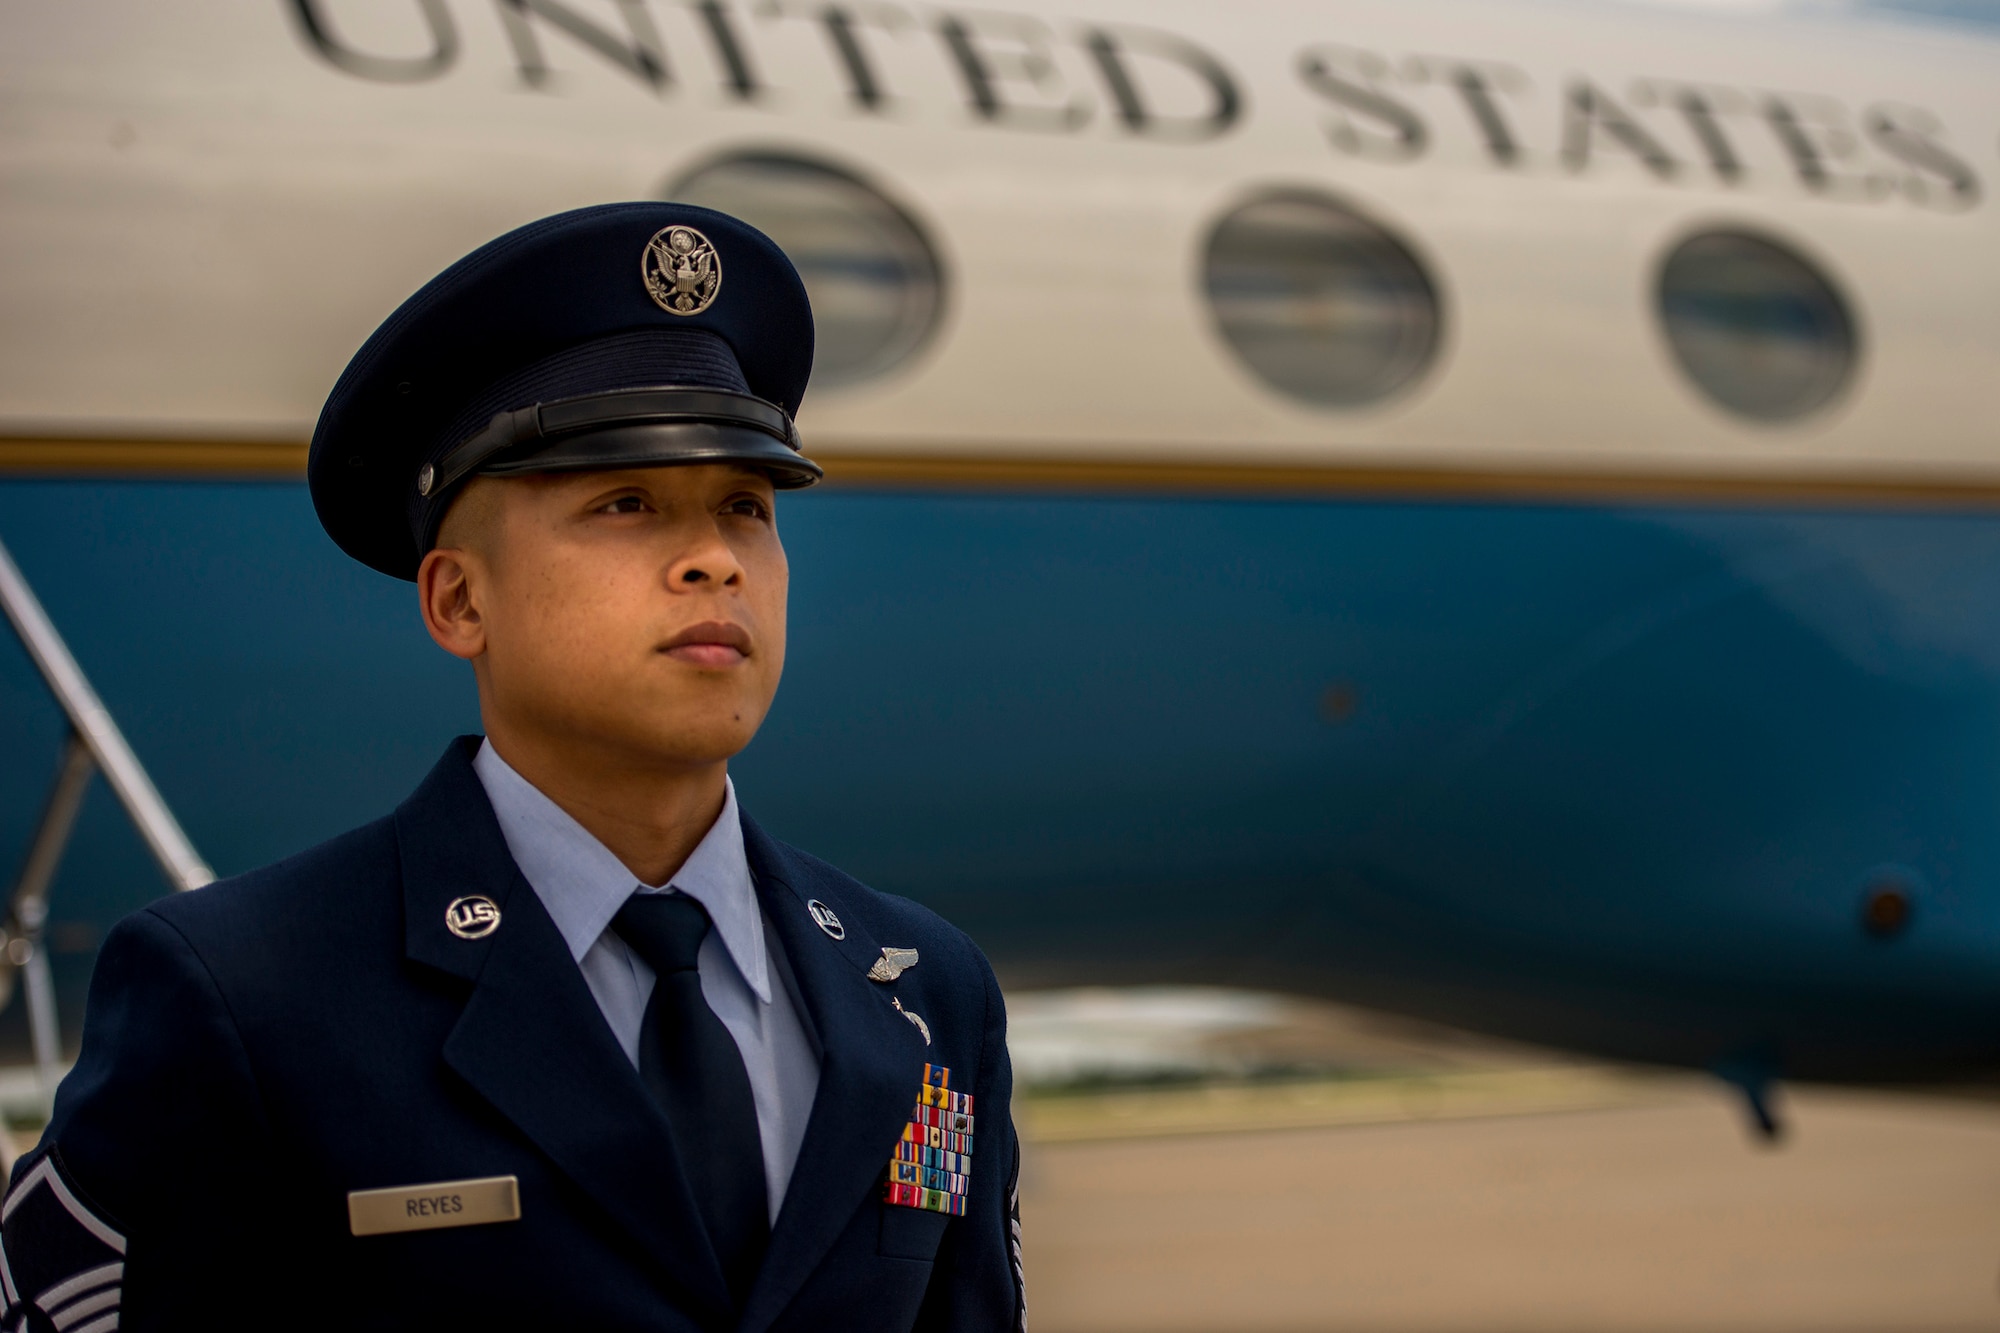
309;202;822;581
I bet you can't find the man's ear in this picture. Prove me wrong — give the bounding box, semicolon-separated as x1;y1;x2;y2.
418;546;486;662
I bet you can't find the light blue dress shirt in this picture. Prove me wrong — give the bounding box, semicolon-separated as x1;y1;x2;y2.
473;740;821;1220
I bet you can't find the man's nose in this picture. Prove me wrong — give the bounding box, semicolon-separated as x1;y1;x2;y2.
667;527;744;589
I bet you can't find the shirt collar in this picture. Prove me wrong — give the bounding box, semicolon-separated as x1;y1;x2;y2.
472;739;771;1004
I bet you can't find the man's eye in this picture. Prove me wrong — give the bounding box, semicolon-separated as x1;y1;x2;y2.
725;497;771;520
600;496;649;514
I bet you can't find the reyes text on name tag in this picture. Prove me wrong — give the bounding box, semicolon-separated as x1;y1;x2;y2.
347;1175;521;1236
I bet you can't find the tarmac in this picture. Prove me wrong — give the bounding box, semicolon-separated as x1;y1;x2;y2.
1016;1079;2000;1333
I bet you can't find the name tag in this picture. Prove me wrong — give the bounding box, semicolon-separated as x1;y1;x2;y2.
347;1175;521;1236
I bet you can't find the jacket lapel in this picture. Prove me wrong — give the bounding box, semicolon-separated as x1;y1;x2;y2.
397;739;733;1327
737;815;931;1333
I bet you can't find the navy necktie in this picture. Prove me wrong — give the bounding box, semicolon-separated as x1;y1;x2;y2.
612;893;769;1306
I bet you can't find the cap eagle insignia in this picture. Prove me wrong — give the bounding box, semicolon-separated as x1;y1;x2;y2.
643;225;721;316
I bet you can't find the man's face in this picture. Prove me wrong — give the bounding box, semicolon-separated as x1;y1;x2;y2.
427;464;788;771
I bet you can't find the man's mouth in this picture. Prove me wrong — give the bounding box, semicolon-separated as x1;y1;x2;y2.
659;620;752;668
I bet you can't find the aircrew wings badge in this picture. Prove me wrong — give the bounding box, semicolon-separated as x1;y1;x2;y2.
883;1063;973;1216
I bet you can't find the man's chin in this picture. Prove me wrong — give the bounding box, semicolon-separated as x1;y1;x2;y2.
586;715;765;769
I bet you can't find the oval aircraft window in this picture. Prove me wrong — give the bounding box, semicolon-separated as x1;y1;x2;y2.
1202;191;1441;408
669;153;945;390
1656;230;1857;423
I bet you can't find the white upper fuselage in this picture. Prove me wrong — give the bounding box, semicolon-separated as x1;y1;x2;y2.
2;0;1995;486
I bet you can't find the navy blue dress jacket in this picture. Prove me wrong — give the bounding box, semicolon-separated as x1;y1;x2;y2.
1;740;1023;1332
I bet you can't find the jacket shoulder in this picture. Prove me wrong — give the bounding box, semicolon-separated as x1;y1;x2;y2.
139;813;401;958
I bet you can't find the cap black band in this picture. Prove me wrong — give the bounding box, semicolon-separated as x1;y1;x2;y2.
414;385;822;557
426;386;810;497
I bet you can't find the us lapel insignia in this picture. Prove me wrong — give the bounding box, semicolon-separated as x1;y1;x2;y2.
445;895;500;940
807;899;845;940
883;1063;972;1216
867;947;920;982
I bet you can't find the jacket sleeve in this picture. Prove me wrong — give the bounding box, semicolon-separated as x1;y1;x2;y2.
913;956;1025;1333
2;906;279;1331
